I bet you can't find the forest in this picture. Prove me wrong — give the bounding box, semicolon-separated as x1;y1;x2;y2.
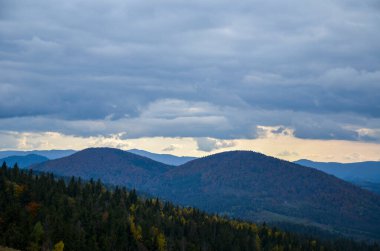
1;162;379;251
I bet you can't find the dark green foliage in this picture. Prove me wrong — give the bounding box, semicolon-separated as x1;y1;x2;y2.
0;165;378;251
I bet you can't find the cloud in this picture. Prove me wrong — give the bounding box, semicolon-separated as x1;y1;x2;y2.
277;151;299;157
15;36;63;54
355;128;380;141
0;131;20;149
162;145;177;152
196;137;236;152
0;0;379;143
140;99;222;119
256;126;294;138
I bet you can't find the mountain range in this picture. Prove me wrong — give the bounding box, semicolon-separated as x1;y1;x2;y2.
295;159;380;194
0;149;194;166
2;163;376;251
295;159;380;182
3;149;380;195
30;147;380;241
0;150;76;159
0;154;48;168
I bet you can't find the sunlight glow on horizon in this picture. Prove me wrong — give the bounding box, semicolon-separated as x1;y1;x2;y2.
1;130;379;163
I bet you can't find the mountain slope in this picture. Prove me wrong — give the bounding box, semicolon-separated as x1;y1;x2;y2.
0;154;48;168
295;159;380;194
148;151;380;240
29;148;380;240
127;149;196;165
2;165;376;251
31;147;171;188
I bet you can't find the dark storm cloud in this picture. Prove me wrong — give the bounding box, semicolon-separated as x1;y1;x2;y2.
0;0;379;141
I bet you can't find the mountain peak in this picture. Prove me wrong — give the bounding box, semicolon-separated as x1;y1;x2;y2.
31;147;172;188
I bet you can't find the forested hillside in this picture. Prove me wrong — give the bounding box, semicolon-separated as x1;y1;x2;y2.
29;148;171;189
31;148;380;241
1;163;379;251
153;151;380;240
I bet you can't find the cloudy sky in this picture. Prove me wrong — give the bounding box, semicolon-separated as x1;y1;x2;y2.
1;0;380;162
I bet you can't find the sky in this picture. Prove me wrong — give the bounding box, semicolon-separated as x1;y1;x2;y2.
0;0;380;162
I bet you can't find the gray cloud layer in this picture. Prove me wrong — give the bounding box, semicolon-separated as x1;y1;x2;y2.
1;0;380;141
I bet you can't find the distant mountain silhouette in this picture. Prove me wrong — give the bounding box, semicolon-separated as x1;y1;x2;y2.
295;159;380;194
127;149;196;165
0;149;195;166
0;150;76;159
31;148;171;189
0;154;48;168
31;148;380;240
294;159;380;182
